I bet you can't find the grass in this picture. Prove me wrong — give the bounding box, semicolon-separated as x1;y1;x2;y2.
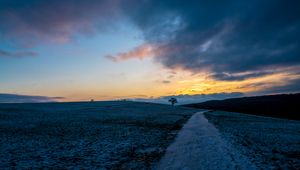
0;101;196;169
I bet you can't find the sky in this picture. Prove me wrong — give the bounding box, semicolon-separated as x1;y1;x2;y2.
0;0;300;103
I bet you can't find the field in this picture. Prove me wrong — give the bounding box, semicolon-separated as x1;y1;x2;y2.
204;111;300;169
1;101;299;169
0;101;196;169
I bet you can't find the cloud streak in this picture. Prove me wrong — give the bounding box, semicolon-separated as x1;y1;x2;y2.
106;44;155;62
0;49;37;58
0;93;64;103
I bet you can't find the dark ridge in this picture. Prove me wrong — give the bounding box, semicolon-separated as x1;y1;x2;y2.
183;93;300;120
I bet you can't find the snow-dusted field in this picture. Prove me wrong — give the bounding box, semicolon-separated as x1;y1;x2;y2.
205;111;300;170
0;101;196;169
1;102;299;169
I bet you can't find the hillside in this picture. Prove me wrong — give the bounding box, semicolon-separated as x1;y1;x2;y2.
184;93;300;120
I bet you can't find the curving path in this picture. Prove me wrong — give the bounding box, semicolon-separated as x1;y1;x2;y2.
155;111;257;170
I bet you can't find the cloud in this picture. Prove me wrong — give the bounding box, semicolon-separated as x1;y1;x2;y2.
211;70;275;81
0;93;64;103
132;92;244;105
0;49;37;58
154;80;172;84
2;0;300;71
161;80;171;84
122;0;300;78
0;0;121;45
253;77;300;95
105;44;155;62
3;1;300;72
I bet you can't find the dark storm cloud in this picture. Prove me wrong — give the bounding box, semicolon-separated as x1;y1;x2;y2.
121;0;300;79
0;93;64;103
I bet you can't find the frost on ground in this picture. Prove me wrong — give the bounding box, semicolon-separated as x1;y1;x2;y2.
155;111;256;170
0;101;196;169
204;111;300;170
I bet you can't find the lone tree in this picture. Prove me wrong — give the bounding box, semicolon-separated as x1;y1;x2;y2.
168;98;178;106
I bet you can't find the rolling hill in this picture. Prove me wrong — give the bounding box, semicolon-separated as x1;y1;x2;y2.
183;93;300;120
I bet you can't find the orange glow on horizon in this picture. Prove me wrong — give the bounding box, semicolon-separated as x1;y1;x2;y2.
50;69;300;102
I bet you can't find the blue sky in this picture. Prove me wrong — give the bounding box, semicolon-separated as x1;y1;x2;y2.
1;0;300;102
1;21;156;100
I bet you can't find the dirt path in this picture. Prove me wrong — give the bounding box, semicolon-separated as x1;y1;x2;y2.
155;111;257;170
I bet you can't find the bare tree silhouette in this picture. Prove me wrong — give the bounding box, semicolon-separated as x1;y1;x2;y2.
168;98;178;106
